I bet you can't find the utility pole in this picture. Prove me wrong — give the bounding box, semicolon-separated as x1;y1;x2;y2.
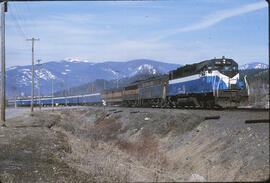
26;37;39;113
64;80;67;106
91;82;93;93
115;71;119;89
117;77;118;89
1;1;7;123
13;85;17;108
12;75;17;108
59;82;64;97
37;59;41;110
52;78;54;111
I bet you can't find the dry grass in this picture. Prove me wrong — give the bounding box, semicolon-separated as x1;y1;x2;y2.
53;109;133;182
64;135;131;182
55;109;172;182
89;114;122;141
117;129;168;169
3;107;267;182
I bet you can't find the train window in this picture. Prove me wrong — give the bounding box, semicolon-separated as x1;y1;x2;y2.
215;61;221;64
232;66;237;70
224;66;231;70
208;66;212;70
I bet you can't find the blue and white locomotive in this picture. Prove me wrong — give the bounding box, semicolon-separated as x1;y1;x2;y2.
167;56;248;108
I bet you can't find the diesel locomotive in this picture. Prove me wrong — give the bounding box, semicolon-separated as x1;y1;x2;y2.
167;56;248;108
8;57;249;108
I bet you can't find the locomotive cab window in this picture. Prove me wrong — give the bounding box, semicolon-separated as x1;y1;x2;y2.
223;66;231;71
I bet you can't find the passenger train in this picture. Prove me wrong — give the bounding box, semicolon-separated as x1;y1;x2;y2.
7;93;101;107
8;57;249;108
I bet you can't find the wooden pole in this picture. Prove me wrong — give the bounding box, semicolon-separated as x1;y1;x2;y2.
26;38;39;112
1;2;7;123
52;78;54;111
37;59;41;110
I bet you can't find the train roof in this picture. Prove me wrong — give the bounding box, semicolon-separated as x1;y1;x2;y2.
136;74;168;83
102;87;123;93
196;57;237;69
122;74;168;88
8;93;101;102
171;57;237;76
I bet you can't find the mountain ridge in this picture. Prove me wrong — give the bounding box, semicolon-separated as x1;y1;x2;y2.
4;59;182;97
239;62;269;70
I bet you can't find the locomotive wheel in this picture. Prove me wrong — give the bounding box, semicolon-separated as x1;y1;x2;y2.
199;101;205;109
171;101;176;108
205;100;214;109
160;99;166;108
177;104;184;109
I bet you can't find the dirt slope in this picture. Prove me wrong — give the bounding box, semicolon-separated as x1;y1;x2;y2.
0;112;90;182
0;107;269;182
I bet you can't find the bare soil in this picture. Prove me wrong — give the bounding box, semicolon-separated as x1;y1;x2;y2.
0;107;269;182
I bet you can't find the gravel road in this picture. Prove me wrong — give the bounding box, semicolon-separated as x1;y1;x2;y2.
2;106;88;120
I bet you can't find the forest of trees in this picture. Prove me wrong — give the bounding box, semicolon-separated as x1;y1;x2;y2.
239;69;269;108
54;73;160;97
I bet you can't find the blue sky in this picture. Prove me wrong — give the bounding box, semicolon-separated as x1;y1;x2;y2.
4;0;269;67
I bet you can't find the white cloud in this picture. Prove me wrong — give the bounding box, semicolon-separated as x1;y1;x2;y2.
153;1;267;41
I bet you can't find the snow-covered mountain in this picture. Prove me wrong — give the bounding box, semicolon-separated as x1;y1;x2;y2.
239;62;269;70
131;64;159;76
64;57;90;63
4;59;181;97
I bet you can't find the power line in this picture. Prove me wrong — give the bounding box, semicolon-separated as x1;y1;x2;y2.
8;3;26;39
25;1;38;36
13;3;26;27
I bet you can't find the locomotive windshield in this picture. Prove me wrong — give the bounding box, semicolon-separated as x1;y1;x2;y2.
218;61;238;77
223;66;231;71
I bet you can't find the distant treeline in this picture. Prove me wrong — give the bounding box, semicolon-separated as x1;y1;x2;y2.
239;69;269;83
54;73;160;97
239;69;269;108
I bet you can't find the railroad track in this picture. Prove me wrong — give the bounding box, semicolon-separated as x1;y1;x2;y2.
223;107;269;112
149;105;269;112
104;104;269;112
